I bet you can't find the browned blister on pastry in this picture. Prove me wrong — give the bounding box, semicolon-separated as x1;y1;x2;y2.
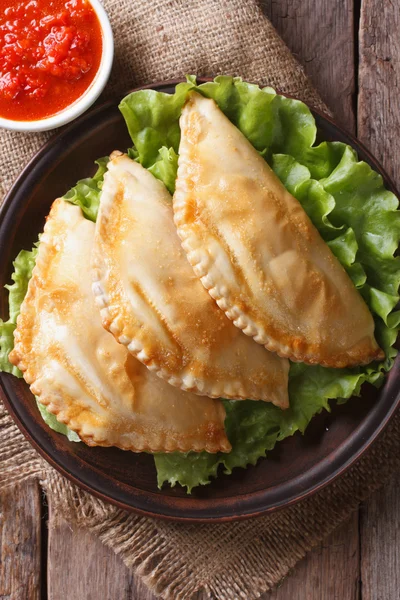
92;154;289;406
9;199;231;453
174;92;384;368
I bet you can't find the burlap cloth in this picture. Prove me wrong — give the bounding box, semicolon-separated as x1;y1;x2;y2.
1;1;399;598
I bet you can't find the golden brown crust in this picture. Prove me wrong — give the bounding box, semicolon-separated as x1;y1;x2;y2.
9;199;231;454
92;154;290;407
174;92;384;369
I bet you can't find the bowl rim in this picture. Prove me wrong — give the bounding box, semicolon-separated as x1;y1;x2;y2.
0;0;114;133
0;78;399;522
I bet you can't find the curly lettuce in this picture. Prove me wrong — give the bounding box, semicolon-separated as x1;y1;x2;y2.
1;77;399;492
120;76;400;491
0;247;38;376
62;156;108;221
36;399;80;442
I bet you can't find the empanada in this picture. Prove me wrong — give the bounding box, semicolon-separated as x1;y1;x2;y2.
92;154;289;406
9;199;231;453
174;92;384;368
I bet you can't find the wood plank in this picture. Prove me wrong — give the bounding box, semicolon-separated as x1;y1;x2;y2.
0;481;42;600
261;513;360;600
266;0;356;130
357;2;400;599
47;500;156;600
358;0;400;184
360;474;400;600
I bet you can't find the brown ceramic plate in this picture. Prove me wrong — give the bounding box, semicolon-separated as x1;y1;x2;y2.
0;80;399;522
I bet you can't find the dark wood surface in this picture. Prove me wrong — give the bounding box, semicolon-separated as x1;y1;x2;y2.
1;0;399;597
0;482;42;600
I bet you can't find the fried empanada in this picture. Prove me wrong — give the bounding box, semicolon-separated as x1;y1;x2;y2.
92;154;289;406
9;199;231;453
174;92;384;368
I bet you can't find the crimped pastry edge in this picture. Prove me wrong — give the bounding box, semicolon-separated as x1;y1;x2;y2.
173;116;383;370
91;154;283;404
9;199;231;454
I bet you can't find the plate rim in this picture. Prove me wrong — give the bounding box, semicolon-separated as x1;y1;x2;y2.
0;78;399;522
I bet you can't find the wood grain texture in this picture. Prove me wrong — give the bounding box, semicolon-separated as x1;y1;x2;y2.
47;502;156;600
358;0;400;185
262;513;360;600
360;474;400;600
0;481;42;600
265;0;356;131
358;2;400;599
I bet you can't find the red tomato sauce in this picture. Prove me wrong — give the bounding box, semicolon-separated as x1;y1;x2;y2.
0;0;103;121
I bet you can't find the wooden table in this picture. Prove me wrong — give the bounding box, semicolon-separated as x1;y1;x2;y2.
1;1;399;598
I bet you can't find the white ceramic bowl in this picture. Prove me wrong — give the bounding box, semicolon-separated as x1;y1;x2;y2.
0;0;114;133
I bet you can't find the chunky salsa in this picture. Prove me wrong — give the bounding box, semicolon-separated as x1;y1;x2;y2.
0;0;103;121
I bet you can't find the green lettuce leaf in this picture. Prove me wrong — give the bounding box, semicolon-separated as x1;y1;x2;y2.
120;76;400;491
0;246;38;376
62;157;108;222
119;75;348;185
148;146;179;195
119;79;196;169
36;400;80;442
155;361;385;492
